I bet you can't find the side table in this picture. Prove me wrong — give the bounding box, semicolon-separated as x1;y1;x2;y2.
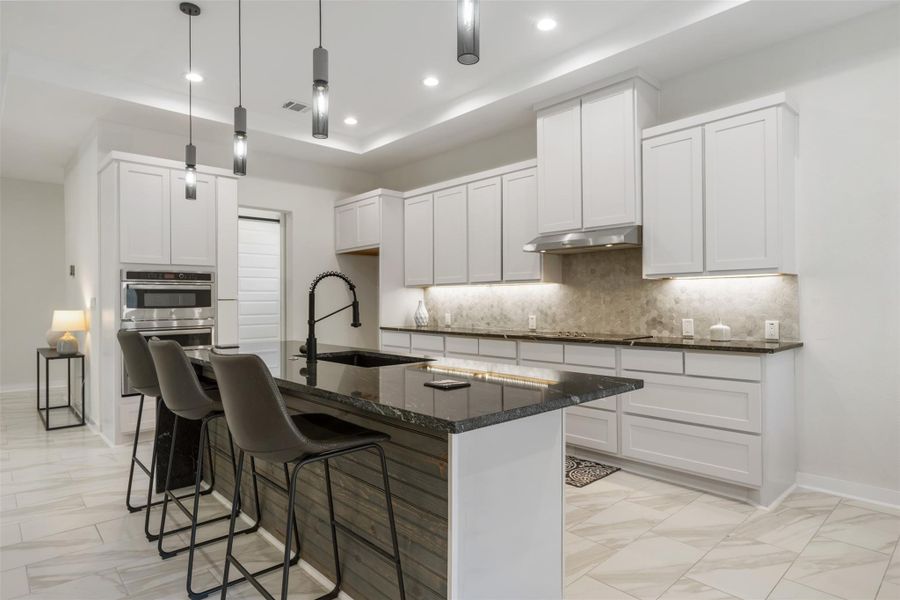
36;348;86;431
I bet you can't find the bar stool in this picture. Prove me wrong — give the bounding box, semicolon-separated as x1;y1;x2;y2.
117;330;211;541
149;340;280;600
210;350;406;600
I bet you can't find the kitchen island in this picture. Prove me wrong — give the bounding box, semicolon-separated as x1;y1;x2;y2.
187;341;642;600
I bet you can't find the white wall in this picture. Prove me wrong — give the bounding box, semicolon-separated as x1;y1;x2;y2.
659;7;900;501
0;177;67;392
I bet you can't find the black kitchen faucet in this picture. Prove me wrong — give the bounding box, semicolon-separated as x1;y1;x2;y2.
301;271;360;362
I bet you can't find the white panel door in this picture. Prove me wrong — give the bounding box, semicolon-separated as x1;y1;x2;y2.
334;203;359;252
537;98;582;233
642;128;704;277
433;185;468;284
704;108;780;272
467;177;502;283
502;169;542;281
403;194;434;286
356;197;381;248
216;177;239;299
119;163;170;264
582;84;638;228
170;170;216;266
238;217;282;345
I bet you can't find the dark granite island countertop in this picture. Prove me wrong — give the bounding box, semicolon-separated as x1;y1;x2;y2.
380;325;804;354
186;340;642;434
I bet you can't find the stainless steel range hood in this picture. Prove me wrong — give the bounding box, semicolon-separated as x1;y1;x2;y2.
523;226;641;254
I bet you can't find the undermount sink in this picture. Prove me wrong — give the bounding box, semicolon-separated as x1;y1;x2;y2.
314;350;433;368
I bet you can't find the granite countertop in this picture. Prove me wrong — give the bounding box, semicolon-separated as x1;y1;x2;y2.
186;341;642;435
380;325;803;354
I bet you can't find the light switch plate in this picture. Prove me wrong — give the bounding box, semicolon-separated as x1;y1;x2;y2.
765;320;780;340
444;312;452;326
682;318;694;338
528;315;537;330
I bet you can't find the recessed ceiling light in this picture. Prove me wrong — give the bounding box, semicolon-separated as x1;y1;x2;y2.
344;116;358;125
423;76;440;87
185;71;204;82
536;18;557;32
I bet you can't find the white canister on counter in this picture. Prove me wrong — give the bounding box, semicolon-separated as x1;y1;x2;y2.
709;322;732;341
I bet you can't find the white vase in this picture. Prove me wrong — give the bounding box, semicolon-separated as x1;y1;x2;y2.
46;329;63;348
414;301;429;327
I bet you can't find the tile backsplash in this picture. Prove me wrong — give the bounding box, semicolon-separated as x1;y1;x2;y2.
424;249;799;339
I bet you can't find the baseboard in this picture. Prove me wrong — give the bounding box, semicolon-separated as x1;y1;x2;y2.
1;383;66;396
797;472;900;509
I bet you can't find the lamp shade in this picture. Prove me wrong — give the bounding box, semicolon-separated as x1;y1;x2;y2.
51;310;86;332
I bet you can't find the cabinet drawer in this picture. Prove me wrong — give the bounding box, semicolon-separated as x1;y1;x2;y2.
519;342;564;364
381;331;410;351
685;352;761;381
565;344;616;369
622;371;761;433
478;338;517;359
566;407;618;454
621;414;761;486
445;336;478;355
561;364;617;410
621;348;683;374
411;333;444;353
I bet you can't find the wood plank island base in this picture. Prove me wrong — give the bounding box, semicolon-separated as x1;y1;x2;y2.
188;342;642;600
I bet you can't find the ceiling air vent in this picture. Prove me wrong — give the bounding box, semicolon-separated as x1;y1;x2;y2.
282;100;310;113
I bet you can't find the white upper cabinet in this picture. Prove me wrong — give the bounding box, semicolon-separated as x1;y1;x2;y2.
502;169;543;281
216;177;239;300
170;170;216;266
581;83;638;229
404;194;434;286
467;177;502;283
119;163;171;264
537;98;582;234
704;108;780;273
642;94;797;278
335;194;381;253
642;128;704;277
433;185;468;284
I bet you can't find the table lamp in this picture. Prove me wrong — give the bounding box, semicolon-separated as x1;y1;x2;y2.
51;310;86;355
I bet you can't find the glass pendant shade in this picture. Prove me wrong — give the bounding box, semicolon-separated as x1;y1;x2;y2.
457;0;479;65
185;143;197;200
233;105;247;176
312;46;329;139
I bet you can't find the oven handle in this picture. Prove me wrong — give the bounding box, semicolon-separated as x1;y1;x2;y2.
126;284;212;291
135;328;213;337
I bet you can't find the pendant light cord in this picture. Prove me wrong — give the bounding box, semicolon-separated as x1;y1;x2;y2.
188;13;193;145
238;0;242;106
318;0;322;48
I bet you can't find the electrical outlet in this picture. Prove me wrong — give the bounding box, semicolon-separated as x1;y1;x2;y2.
528;315;537;330
444;312;452;327
765;320;780;341
682;318;694;338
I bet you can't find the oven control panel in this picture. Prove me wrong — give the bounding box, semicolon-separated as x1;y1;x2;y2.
122;270;214;282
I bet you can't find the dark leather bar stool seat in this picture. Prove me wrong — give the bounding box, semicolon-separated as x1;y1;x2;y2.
149;340;275;600
117;330;211;541
210;351;406;600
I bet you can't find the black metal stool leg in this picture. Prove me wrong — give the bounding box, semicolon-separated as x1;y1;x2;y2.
321;459;341;599
376;445;406;600
220;450;244;600
126;394;148;513
281;461;304;600
157;414;181;557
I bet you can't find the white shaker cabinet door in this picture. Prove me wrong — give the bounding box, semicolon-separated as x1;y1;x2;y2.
581;84;638;229
404;194;434;286
356;197;381;248
537;98;582;234
119;163;171;264
704;108;780;273
170;170;216;266
433;185;468;284
334;202;359;252
642;128;704;277
502;169;542;281
467;177;502;283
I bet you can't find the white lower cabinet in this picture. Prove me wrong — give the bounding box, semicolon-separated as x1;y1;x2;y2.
567;407;618;453
381;331;411;354
621;414;762;486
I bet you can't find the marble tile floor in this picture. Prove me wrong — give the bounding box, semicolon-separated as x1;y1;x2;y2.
0;392;331;600
2;391;899;600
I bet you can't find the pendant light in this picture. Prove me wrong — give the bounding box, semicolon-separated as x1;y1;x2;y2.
181;2;200;199
312;0;328;139
457;0;479;65
233;0;247;175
